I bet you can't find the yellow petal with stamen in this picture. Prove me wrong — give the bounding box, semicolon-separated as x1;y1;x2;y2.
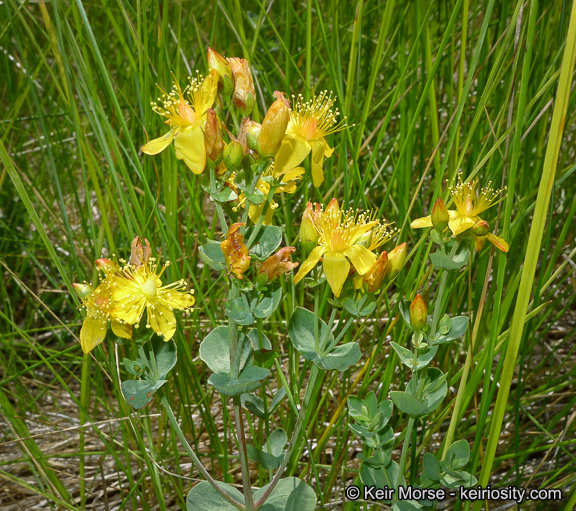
345;244;378;275
80;317;107;354
142;129;176;155
293;245;327;284
322;252;350;297
174;125;206;174
448;210;476;236
148;303;177;340
273;136;311;177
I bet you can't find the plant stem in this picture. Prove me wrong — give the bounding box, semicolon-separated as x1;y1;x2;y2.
233;396;255;510
161;396;245;510
209;166;229;234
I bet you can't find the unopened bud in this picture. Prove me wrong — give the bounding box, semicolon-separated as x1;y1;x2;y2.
472;220;490;236
223;140;243;170
246;122;262;153
325;198;340;220
300;202;319;249
221;223;251;279
73;283;93;299
363;251;388;293
384;243;407;281
409;294;427;331
227;57;256;117
431;198;449;231
208;48;234;95
204;109;225;167
130;236;152;267
258;247;299;284
95;258;120;274
259;91;290;156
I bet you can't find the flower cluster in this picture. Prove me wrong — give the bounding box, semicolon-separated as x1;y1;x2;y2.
75;238;195;354
411;176;509;252
294;199;402;297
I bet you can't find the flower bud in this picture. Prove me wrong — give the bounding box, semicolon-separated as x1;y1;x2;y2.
300;202;318;249
227;57;256;117
95;258;120;274
363;251;388;293
208;48;234;95
223;140;243;170
221;223;251;279
472;220;490;236
237;118;260;154
204;109;225;168
384;243;407;281
259;91;290;156
129;236;152;268
246;122;262;153
73;283;93;299
431;198;449;232
258;247;299;284
409;294;427;331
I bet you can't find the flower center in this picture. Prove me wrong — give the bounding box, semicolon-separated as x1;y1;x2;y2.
142;277;157;298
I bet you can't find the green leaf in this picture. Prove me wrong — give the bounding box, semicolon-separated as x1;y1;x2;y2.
246;225;282;260
122;379;167;410
247;429;287;470
389;391;427;417
288;307;333;360
200;326;252;374
444;439;470;469
422;453;441;481
247;329;272;351
270;388;286;413
253;284;282;319
252;477;316;511
393;501;425;511
151;337;177;380
123;357;145;376
342;294;376;317
420;368;448;413
225;297;255;325
317;342;361;371
432;316;469;345
200;175;238;202
242;393;266;418
347;395;365;418
245;187;266;205
199;240;226;271
439;314;451;334
209;363;270;396
429;244;470;271
398;300;414;330
186;481;244;511
360;460;400;491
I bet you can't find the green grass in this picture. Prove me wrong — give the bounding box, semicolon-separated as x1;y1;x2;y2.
1;0;576;510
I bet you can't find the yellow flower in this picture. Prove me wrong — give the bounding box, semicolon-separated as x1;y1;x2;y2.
110;259;195;340
273;91;345;187
142;71;219;174
411;176;509;252
293;199;395;297
74;259;132;354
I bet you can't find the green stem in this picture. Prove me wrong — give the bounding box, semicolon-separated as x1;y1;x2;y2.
209;166;229;233
233;396;255;510
161;396;245;510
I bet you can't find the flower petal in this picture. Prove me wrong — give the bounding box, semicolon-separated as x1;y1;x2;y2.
111;320;133;340
147;302;177;340
195;70;219;118
345;244;377;275
293;245;326;284
448;211;476;236
80;316;107;354
322;251;350;297
159;290;195;310
273;136;311;177
310;139;332;187
174;124;206;174
486;232;509;252
410;215;433;229
142;129;175;155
